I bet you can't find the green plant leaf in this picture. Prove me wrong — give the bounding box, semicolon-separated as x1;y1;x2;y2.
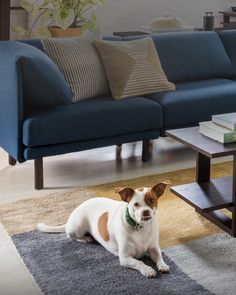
20;0;33;13
62;0;72;9
37;25;51;37
30;7;41;19
54;8;75;29
19;0;106;35
84;14;97;32
11;26;30;39
60;8;69;20
42;0;51;5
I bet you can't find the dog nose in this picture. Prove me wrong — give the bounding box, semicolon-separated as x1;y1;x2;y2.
143;210;150;216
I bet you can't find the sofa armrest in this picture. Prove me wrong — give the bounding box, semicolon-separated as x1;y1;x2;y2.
0;40;73;162
0;42;25;162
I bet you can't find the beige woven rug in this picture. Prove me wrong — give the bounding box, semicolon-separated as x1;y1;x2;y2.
0;161;232;248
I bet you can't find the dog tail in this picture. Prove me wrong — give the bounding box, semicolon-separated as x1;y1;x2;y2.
37;222;65;233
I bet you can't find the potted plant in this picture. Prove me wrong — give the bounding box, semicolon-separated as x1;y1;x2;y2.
15;0;105;38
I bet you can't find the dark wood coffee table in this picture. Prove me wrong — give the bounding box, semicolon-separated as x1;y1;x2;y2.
166;126;236;237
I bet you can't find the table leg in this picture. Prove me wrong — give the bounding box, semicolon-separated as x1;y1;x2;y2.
196;153;211;183
232;155;236;237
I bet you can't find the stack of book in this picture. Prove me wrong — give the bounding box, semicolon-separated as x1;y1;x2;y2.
199;112;236;144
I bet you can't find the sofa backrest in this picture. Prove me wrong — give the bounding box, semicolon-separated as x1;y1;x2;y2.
19;32;233;83
218;30;236;77
20;39;44;51
116;32;234;83
19;36;121;52
9;41;73;112
150;31;233;83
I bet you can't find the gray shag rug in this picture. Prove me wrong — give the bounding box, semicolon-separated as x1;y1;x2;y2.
164;233;236;295
12;230;212;295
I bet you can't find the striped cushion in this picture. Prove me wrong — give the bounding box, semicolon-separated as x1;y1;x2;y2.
93;37;175;100
41;38;109;102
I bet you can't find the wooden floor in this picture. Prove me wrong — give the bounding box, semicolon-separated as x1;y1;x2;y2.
0;138;230;294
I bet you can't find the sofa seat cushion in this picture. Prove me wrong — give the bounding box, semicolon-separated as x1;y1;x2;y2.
147;79;236;128
23;96;162;148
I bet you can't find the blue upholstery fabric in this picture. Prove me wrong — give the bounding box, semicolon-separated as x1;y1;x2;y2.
23;96;162;147
0;42;24;162
20;36;121;52
15;42;73;111
20;39;44;51
121;36;145;41
23;130;158;160
119;32;233;83
103;36;122;41
150;32;233;83
147;79;236;128
218;30;236;77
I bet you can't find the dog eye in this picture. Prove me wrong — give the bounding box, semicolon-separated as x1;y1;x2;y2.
134;202;140;207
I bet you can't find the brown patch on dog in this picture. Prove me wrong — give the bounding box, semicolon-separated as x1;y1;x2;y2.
98;212;110;242
137;187;144;192
145;191;158;209
115;187;135;202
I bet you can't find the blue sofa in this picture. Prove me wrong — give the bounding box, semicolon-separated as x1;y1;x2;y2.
1;30;236;189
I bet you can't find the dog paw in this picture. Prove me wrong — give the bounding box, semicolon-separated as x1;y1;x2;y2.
76;236;94;243
157;261;170;273
141;266;157;278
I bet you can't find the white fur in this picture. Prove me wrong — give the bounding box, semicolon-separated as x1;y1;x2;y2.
37;187;169;278
37;223;65;233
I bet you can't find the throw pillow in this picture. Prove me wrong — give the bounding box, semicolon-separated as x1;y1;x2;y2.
93;37;175;100
41;38;110;103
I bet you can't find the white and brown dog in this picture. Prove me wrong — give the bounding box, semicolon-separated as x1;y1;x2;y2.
37;181;170;278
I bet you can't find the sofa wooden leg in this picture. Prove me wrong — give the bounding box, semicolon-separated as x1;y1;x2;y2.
9;155;17;166
34;158;44;190
142;140;150;162
116;144;122;160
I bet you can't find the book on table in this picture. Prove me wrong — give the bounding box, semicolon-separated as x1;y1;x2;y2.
199;121;236;143
212;112;236;130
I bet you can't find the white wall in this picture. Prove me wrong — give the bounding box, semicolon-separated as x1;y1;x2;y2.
10;0;236;37
96;0;236;34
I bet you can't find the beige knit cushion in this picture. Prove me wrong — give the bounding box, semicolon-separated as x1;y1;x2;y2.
93;37;175;100
41;38;109;102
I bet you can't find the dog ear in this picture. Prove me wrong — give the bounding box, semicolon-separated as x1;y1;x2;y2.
151;180;171;198
115;187;135;202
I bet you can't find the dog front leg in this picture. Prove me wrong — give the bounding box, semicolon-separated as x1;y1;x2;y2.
148;247;169;273
119;254;157;278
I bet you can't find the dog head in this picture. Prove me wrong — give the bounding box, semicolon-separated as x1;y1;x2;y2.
115;181;170;226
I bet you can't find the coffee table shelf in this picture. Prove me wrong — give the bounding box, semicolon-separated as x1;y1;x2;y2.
198;210;232;235
171;176;234;213
166;127;236;237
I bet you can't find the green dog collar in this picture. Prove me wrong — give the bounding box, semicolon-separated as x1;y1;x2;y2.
125;207;143;230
